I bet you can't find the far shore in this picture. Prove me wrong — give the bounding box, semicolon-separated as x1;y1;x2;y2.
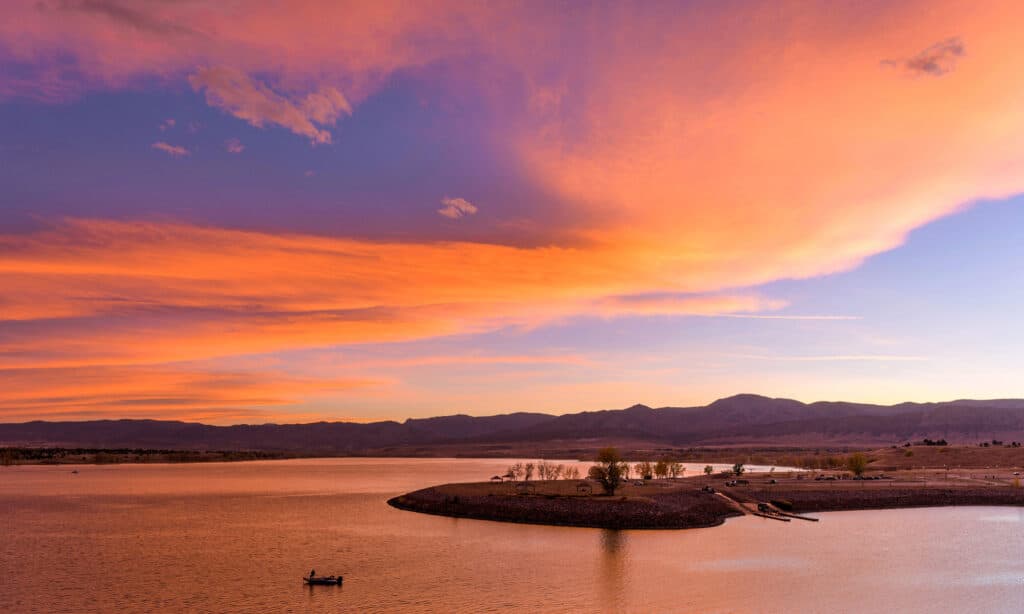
0;443;862;466
389;446;1024;530
0;448;302;465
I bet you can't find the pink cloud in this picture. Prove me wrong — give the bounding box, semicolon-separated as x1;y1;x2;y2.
151;141;188;156
188;67;350;144
437;197;478;219
224;137;244;153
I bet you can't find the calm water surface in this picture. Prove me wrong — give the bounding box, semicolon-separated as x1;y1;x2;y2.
2;458;1023;613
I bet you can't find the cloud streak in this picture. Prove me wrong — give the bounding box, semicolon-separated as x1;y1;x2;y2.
0;218;803;369
0;364;377;423
151;141;188;156
734;354;927;362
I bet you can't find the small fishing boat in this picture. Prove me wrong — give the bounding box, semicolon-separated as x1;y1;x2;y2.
304;575;343;585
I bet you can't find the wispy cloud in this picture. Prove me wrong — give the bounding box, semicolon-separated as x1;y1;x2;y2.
884;37;965;77
189;67;351;145
594;293;788;318
438;197;478;219
224;137;244;154
159;118;175;131
734;354;926;362
715;314;862;321
151;141;188;156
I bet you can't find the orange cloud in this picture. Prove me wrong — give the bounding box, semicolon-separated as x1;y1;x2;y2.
0;365;378;423
0;219;793;369
518;4;1024;290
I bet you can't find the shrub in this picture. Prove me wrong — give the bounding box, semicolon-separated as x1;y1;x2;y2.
846;452;868;476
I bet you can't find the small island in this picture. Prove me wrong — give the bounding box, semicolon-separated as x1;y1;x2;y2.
389;445;1024;530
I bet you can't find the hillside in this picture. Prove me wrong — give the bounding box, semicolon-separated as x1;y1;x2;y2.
3;395;1024;454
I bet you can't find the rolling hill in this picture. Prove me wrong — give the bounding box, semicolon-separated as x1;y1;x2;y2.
3;395;1024;453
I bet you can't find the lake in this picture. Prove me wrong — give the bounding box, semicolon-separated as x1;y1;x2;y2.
1;458;1022;613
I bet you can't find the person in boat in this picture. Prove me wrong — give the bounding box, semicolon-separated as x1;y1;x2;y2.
309;569;316;579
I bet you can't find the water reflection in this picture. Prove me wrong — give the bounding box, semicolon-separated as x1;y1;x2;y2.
2;459;1023;613
599;530;627;612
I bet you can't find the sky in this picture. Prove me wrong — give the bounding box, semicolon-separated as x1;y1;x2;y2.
1;0;1022;424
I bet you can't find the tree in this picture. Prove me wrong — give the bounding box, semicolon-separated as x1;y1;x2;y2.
564;466;580;480
635;461;653;480
654;459;669;479
508;462;524;481
669;461;684;478
524;462;535;481
589;447;629;495
846;452;868;477
732;462;745;477
704;465;714;477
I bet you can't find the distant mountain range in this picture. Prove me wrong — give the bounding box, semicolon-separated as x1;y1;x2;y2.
3;394;1024;453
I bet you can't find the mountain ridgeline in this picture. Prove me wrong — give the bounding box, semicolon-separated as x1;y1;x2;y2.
3;394;1024;453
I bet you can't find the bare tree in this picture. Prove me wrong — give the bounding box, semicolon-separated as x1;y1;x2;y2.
668;461;684;478
703;465;714;477
634;461;653;480
654;459;669;479
524;462;535;481
508;462;524;481
564;466;580;480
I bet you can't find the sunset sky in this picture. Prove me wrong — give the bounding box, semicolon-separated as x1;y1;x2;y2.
1;0;1023;424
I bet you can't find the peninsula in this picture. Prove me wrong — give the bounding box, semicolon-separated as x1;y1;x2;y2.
388;445;1024;530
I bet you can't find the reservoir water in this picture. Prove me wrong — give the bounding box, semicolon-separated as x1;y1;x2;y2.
2;458;1022;613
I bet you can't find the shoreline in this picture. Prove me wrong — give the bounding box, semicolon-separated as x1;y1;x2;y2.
389;472;1024;530
388;484;744;530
